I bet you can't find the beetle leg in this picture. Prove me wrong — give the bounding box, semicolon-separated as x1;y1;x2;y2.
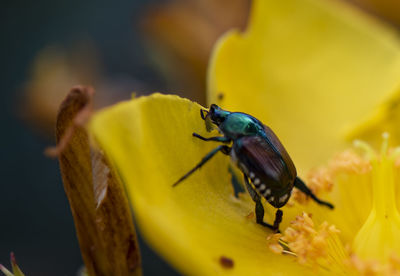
243;176;264;223
228;165;245;198
173;145;231;187
243;176;279;231
273;209;283;231
294;177;334;209
192;133;231;143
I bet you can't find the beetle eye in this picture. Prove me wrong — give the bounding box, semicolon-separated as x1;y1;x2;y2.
210;104;220;113
209;105;215;113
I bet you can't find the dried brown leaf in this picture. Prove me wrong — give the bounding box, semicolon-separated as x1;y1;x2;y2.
56;86;141;276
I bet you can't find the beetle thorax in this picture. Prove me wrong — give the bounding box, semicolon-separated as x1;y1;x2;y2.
219;113;263;139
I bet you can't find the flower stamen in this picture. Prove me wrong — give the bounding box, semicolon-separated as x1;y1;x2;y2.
352;134;400;262
269;213;345;272
271;133;400;273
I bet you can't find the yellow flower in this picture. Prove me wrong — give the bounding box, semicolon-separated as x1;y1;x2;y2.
89;0;400;275
268;134;400;274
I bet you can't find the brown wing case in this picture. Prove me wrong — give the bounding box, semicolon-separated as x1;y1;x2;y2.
263;125;297;177
234;133;296;190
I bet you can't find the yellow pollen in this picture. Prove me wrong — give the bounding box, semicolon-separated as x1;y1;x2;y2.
329;150;372;175
353;133;400;262
268;213;343;270
346;252;400;275
291;150;370;206
270;133;400;273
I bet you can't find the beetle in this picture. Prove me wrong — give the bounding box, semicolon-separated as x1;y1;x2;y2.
173;104;334;231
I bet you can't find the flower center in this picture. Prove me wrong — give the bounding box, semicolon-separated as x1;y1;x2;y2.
269;133;400;273
353;133;400;262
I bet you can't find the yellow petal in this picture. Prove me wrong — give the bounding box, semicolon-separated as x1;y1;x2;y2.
89;94;311;275
208;0;400;173
352;135;400;262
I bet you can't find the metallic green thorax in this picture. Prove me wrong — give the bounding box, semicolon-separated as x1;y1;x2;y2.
208;105;264;138
219;113;264;138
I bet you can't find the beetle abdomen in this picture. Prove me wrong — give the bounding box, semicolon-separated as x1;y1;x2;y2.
247;170;292;207
233;135;296;208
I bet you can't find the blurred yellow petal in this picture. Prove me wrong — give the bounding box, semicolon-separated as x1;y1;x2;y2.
89;94;311;275
208;0;400;173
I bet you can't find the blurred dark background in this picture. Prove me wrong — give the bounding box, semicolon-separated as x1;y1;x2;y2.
1;0;177;275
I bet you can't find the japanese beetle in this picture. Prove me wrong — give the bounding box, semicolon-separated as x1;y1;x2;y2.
173;104;334;231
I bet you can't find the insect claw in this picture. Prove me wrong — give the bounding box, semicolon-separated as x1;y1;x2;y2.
294;177;335;209
318;200;334;209
200;109;209;120
172;179;182;187
272;209;283;231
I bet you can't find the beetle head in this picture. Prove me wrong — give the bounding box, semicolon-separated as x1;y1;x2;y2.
200;104;229;131
207;104;230;126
